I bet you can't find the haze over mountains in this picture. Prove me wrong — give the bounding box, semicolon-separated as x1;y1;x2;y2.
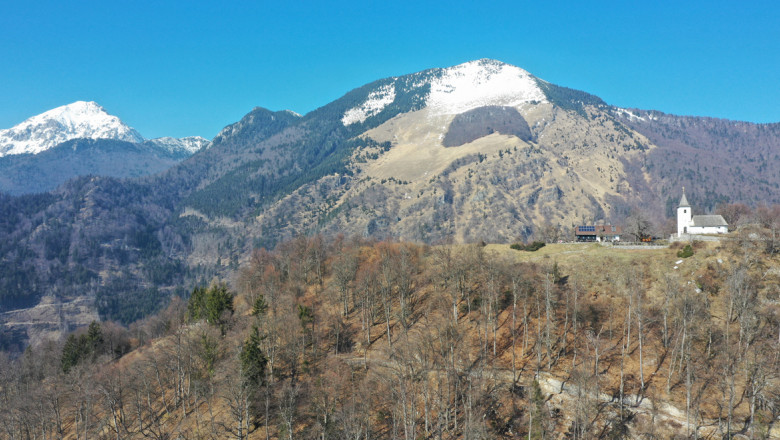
1;59;779;350
0;101;209;195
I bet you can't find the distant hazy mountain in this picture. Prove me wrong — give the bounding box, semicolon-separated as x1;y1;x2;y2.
2;59;779;351
0;101;210;195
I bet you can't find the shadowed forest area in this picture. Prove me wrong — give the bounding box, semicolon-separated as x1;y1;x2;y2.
1;228;779;439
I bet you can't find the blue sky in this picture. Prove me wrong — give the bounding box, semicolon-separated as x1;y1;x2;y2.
1;1;779;139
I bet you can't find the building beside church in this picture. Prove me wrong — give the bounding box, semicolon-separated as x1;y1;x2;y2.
677;189;728;236
575;224;622;242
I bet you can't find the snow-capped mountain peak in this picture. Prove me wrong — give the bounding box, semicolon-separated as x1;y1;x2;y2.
340;59;548;126
426;59;546;116
0;101;144;157
146;136;211;155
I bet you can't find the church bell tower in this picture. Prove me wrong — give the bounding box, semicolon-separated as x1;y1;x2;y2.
677;187;691;236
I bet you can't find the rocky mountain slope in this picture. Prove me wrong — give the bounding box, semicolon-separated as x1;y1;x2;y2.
1;59;779;350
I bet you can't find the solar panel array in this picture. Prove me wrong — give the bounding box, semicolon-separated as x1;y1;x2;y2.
578;226;596;232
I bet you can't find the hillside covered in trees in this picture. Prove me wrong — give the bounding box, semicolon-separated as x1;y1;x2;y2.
1;231;779;439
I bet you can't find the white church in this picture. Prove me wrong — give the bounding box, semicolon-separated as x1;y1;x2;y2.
677;188;729;237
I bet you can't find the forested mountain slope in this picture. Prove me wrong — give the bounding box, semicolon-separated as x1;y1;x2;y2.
614;109;780;216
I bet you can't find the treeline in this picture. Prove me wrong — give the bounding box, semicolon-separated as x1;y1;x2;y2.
0;235;778;439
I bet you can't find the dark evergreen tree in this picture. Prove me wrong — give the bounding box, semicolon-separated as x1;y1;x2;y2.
205;284;234;327
240;325;267;387
251;294;268;317
187;284;235;333
188;286;208;321
86;321;103;358
60;321;103;373
60;334;83;373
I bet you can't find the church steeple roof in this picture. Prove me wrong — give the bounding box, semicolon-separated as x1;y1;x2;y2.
678;187;690;208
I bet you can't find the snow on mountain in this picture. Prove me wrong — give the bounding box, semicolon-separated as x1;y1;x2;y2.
426;59;546;116
342;84;396;126
0;101;144;157
612;107;657;122
340;59;547;126
146;136;211;155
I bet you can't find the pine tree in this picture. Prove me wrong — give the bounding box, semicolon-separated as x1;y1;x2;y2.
60;334;81;373
251;294;268;316
60;321;103;373
188;286;207;321
205;284;234;325
240;325;267;387
187;284;234;333
86;321;103;358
